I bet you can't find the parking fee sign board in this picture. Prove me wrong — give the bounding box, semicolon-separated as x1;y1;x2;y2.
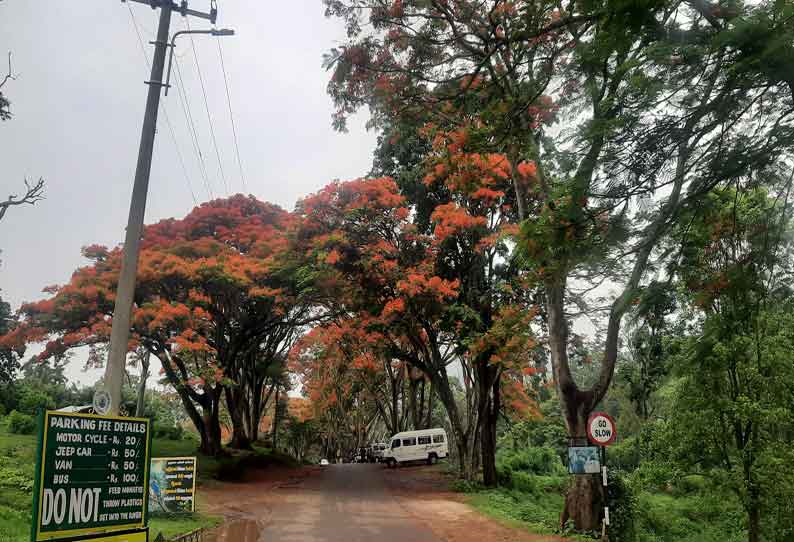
586;412;617;446
31;411;152;542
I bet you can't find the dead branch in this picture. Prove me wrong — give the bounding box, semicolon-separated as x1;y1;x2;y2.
0;52;16;90
0;177;45;223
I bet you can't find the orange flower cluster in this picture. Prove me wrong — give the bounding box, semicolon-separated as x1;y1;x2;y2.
430;202;488;241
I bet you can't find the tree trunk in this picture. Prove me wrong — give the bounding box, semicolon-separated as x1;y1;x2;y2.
561;473;604;531
155;350;224;456
424;384;435;428
748;501;760;542
225;387;252;450
480;374;500;487
272;387;281;451
135;353;149;418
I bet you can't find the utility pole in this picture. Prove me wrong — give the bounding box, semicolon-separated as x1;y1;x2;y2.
103;0;219;415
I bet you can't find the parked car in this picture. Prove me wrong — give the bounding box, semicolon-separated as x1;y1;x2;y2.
320;458;329;465
382;428;448;467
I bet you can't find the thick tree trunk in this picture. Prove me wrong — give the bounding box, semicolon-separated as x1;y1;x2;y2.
155;350;224;456
561;473;604;531
480;375;500;487
224;387;253;450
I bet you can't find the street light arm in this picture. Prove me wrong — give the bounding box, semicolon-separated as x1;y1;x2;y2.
164;28;235;95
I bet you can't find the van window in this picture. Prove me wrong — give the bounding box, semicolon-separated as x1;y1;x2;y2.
433;434;445;443
402;438;416;446
392;439;400;449
418;436;431;445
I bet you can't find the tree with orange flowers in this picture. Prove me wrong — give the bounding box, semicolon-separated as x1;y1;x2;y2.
3;195;315;455
324;0;794;528
296;174;539;481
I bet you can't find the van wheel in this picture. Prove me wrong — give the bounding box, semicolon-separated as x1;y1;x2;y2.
427;453;438;465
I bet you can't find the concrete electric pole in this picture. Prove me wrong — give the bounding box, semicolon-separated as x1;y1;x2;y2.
103;0;224;415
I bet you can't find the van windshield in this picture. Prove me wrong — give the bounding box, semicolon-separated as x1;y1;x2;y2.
391;439;400;449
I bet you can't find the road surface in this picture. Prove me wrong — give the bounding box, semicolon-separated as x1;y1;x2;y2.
205;463;570;542
259;463;441;542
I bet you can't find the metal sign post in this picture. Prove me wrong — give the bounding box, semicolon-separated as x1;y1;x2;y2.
586;412;617;542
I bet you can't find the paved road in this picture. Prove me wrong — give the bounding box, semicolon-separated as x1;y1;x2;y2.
257;463;442;542
206;463;567;542
208;463;443;542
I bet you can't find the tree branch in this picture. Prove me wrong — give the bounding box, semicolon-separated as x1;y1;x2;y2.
0;177;45;223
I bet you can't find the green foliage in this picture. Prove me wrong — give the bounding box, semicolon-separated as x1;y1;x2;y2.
153;422;185;441
451;478;485;493
468;486;569;537
149;513;222;540
497;402;568;459
18;389;54;415
0;296;21;384
6;410;36;434
496;447;566;487
606;471;637;542
633;492;745;542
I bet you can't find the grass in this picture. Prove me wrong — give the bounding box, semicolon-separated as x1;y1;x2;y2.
465;480;592;541
633;492;744;542
459;469;746;542
0;426;226;542
149;514;223;538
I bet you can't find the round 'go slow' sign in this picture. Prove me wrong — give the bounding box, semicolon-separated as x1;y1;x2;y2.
587;411;617;446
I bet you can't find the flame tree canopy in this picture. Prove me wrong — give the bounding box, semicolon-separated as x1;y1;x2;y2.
323;0;794;526
3;195;317;455
294;172;541;481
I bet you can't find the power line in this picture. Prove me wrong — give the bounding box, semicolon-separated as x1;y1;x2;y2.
173;53;214;200
216;38;247;193
126;4;198;205
185;18;229;196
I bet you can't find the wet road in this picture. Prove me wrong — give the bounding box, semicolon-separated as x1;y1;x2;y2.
206;463;573;542
257;463;441;542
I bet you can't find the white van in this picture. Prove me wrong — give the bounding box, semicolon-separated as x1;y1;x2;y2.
383;428;448;466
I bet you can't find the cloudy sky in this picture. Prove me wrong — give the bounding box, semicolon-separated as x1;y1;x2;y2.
0;0;376;384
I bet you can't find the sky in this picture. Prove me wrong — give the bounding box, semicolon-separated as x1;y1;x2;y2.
0;0;377;386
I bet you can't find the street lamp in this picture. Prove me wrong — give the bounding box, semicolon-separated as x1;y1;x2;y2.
164;28;235;96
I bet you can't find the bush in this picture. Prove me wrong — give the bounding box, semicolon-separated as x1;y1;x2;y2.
606;471;637;542
451;478;484;493
153;423;184;440
18;390;55;415
7;410;37;434
496;446;566;487
608;436;642;471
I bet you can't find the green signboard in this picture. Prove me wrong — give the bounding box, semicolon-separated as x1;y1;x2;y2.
148;457;197;513
31;411;152;542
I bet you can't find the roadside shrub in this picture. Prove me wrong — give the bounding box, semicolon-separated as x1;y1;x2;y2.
7;410;37;434
510;471;539;493
153;423;184;440
608;436;642;472
497;446;565;487
18;390;55;415
671;474;707;496
0;404;6;417
606;470;637;542
451;478;484;493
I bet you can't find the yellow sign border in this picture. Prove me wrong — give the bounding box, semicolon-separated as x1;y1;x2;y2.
34;411;151;542
149;456;198;513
